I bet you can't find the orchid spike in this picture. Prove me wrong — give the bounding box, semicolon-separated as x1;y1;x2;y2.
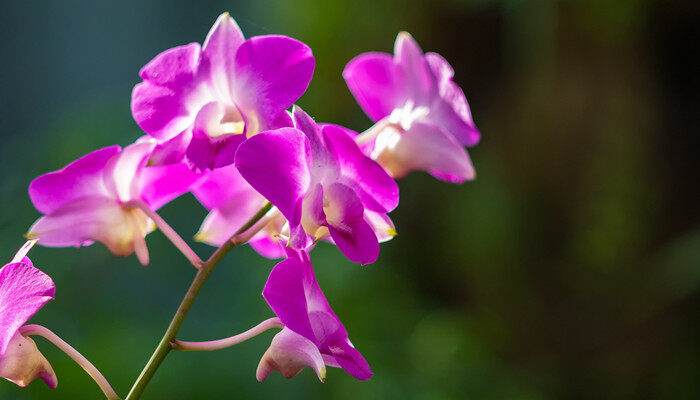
344;32;480;183
27;140;200;265
131;12;315;171
235;106;398;265
0;245;57;388
260;247;372;381
192;164;286;258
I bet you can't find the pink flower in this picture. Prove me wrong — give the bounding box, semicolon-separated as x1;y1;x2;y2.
0;246;57;388
235;106;399;265
27;140;199;265
258;248;372;381
344;32;480;183
131;12;315;171
192;164;286;259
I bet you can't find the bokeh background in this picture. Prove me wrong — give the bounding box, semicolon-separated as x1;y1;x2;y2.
1;0;698;399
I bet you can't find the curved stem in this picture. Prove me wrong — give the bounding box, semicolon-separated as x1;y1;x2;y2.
20;324;120;400
125;200;203;268
125;202;273;400
172;317;283;352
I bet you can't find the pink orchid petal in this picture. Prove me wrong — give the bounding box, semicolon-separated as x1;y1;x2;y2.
249;236;286;259
131;43;206;141
292;106;340;181
28;146;120;214
201;13;245;102
324;183;380;265
263;248;372;380
0;260;55;354
139;162;201;210
394;32;436;104
235;128;310;226
343;52;403;122
185;132;246;172
104;140;156;202
27;196;149;258
364;210;397;243
192;165;269;246
191;164;256;210
138;130;192;166
257;328;326;382
231;36;314;128
396;120;475;183
323;124;398;213
426;53;480;146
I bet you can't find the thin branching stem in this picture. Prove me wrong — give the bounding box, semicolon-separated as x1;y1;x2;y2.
20;324;121;400
171;317;283;352
124;202;273;400
125;200;203;268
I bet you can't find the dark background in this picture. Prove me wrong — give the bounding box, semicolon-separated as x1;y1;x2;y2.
1;0;698;399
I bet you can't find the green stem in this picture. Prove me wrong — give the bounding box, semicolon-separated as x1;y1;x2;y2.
125;202;273;400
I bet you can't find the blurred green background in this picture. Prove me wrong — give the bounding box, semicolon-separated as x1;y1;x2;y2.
1;0;698;399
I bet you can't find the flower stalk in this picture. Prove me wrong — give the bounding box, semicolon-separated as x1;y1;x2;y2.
124;200;203;268
19;325;120;400
124;202;272;400
172;317;283;352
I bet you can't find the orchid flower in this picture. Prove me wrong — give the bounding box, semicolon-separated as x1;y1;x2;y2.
235;106;399;265
27;140;199;265
131;12;315;171
258;248;372;381
343;32;480;183
0;244;57;388
192;164;286;259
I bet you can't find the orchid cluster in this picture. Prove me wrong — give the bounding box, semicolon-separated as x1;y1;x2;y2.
1;13;479;399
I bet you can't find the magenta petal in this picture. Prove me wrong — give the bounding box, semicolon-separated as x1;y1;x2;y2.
139;162;201;210
27;196;147;258
191;164;255;210
327;339;373;381
263;249;317;341
139;43;201;87
324;183;379;265
0;260;55;354
394;32;436;103
343;52;403;122
131;43;205;141
426;53;480;146
192;165;269;246
364;210;397;243
323;124;398;213
232;35;314;124
201;13;245;97
292;106;340;180
186;132;246;171
29;146;120;214
263;248;372;380
104;141;156;202
249;236;286;259
235;128;311;225
139;130;192;166
398;120;475;183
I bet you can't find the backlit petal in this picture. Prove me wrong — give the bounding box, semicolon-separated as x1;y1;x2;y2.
0;261;54;354
28;146;120;214
231;35;314;127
